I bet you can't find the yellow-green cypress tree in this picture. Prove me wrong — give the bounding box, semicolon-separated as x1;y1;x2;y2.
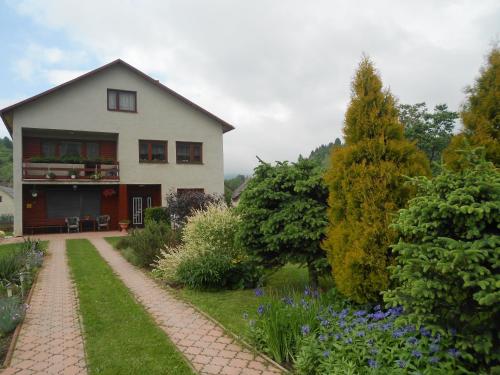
444;47;500;169
323;57;430;303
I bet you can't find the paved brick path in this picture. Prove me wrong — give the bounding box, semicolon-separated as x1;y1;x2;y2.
3;238;87;375
89;237;284;375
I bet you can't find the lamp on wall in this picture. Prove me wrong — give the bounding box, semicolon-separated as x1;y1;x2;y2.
72;185;78;191
31;186;38;198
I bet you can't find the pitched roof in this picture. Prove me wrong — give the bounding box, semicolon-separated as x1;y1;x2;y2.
231;178;251;201
0;59;235;134
0;186;13;198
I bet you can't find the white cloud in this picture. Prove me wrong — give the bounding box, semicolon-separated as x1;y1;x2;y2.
7;0;500;174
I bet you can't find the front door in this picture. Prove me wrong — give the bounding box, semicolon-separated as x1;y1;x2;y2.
132;196;143;226
131;195;153;227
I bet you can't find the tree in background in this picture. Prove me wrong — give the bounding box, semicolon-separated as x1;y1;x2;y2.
0;137;13;185
399;102;458;170
307;138;342;168
384;150;499;370
444;47;500;169
237;158;329;288
323;57;430;303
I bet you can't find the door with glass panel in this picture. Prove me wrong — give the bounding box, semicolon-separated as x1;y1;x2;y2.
132;197;143;226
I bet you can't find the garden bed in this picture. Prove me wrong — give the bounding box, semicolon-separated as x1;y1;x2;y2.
0;240;46;367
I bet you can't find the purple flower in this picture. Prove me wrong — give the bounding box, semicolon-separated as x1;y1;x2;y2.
367;338;374;346
354;310;366;317
392;329;405;338
357;331;365;337
367;359;378;368
371;311;385;321
257;305;265;315
304;287;311;296
412;350;422;359
344;338;352;344
429;356;440;364
334;333;341;340
448;348;460;358
407;336;419;345
282;296;294;306
254;288;264;297
420;327;431;337
318;334;327;342
301;325;310;336
323;350;330;358
374;305;381;311
382;322;393;331
396;359;406;368
320;319;330;327
370;348;378;355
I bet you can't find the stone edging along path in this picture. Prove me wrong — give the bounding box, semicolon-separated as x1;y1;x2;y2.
2;238;87;375
89;237;285;375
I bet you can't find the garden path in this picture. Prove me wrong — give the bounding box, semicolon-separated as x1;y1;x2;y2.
2;238;87;375
89;237;284;375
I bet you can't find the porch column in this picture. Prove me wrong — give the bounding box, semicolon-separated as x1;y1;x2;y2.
118;184;128;222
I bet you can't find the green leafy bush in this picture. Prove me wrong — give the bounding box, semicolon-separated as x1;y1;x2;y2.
384;151;500;371
237;158;329;289
144;207;170;226
118;222;180;268
0;297;26;335
153;203;262;289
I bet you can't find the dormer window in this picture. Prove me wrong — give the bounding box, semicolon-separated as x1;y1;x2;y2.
107;89;137;112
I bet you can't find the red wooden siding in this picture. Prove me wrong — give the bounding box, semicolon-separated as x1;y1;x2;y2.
100;187;119;230
100;141;117;160
23;137;41;159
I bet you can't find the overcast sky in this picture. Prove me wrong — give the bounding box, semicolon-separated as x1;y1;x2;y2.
0;1;499;175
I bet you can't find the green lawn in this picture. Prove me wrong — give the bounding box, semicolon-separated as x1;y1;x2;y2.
66;239;194;375
178;264;334;340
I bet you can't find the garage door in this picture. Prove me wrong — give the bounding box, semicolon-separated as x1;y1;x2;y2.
46;190;100;219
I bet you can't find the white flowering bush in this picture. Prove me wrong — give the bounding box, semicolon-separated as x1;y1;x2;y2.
152;203;262;289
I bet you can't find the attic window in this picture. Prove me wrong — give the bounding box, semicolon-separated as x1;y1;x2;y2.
107;89;137;112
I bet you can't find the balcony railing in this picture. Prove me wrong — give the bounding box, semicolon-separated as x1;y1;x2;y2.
22;161;119;181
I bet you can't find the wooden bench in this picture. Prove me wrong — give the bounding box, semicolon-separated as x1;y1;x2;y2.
24;222;65;235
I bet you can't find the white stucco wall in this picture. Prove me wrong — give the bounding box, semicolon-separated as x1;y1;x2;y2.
10;63;228;235
0;191;14;216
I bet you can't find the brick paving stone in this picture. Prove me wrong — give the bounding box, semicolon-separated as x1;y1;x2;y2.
89;237;284;375
2;238;87;374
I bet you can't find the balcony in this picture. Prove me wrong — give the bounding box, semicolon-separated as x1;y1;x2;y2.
23;160;119;182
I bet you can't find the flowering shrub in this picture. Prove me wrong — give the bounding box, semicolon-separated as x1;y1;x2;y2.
249;289;470;374
153;203;262;289
0;297;26;335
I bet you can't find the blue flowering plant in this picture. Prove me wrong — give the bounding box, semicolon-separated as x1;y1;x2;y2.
249;288;473;374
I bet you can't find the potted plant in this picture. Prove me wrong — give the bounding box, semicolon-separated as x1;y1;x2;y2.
118;219;130;233
45;171;56;179
90;172;103;180
68;169;78;179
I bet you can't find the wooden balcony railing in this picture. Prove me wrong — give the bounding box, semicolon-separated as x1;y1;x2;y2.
22;161;119;181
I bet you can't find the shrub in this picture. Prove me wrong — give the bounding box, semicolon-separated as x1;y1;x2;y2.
165;190;223;226
0;297;26;335
153;203;262;289
384;151;500;370
237;158;329;288
322;57;430;303
249;290;467;374
121;222;180;268
144;207;170;226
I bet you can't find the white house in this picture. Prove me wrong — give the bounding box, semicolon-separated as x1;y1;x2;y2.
0;59;234;235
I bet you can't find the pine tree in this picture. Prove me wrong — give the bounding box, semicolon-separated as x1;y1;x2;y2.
322;57;430;303
444;47;500;169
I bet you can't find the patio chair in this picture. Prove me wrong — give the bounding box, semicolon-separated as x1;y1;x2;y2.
97;215;110;231
65;216;80;233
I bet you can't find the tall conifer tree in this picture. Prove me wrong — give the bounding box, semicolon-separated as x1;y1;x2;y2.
444;47;500;169
322;57;430;303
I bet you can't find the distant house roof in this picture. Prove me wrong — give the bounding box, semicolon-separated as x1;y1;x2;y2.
231;178;251;201
0;186;13;198
0;59;235;135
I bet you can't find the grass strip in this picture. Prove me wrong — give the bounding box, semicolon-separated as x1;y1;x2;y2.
66;239;194;375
